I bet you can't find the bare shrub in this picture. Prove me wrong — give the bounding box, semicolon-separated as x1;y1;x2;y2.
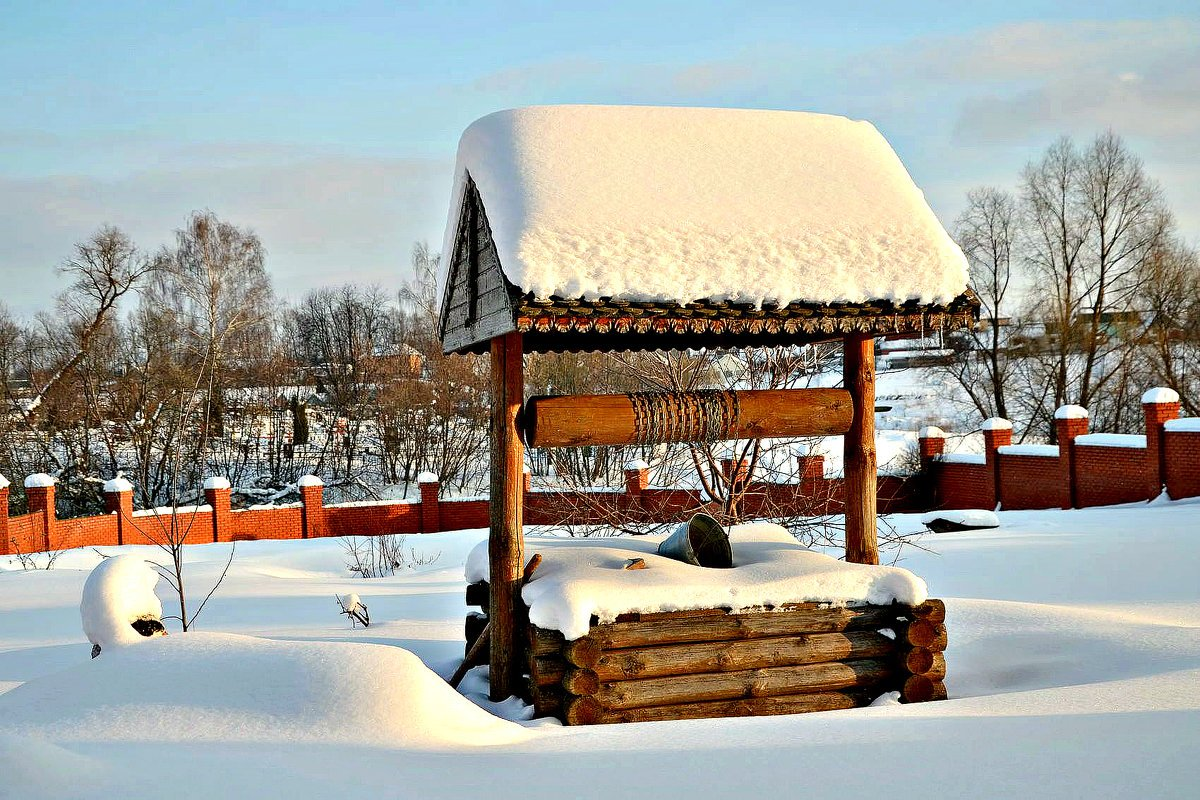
341;534;441;578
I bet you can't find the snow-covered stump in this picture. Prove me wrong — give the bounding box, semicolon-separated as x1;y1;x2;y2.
81;555;167;658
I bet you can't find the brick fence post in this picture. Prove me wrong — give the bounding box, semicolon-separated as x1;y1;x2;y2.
1054;406;1089;509
917;427;945;511
624;459;650;496
203;477;232;543
981;418;1013;509
417;472;440;533
298;475;325;539
103;476;135;546
0;474;9;555
24;473;56;552
1142;387;1181;501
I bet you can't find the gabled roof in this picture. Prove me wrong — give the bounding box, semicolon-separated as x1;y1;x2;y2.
438;105;976;354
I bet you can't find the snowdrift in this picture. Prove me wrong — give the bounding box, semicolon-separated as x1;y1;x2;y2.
0;632;527;748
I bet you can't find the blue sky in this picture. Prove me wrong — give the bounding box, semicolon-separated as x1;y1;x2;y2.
2;1;1197;315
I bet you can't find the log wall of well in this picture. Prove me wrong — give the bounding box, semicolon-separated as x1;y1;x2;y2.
464;582;948;724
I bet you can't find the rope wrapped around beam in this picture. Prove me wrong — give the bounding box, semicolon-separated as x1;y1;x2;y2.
522;388;853;448
628;390;741;446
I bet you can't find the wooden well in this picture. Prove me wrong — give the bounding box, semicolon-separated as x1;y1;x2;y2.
465;583;948;724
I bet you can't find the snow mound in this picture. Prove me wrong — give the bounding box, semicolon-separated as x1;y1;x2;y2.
24;473;55;488
80;556;163;651
1075;433;1146;449
0;473;9;489
444;105;968;307
467;524;927;640
296;474;323;487
1165;418;1200;433
202;476;230;490
416;471;439;484
980;418;1012;431
0;633;527;747
921;509;1000;530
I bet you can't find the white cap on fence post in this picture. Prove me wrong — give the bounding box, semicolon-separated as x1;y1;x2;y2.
103;477;134;493
24;473;55;488
1141;387;1180;404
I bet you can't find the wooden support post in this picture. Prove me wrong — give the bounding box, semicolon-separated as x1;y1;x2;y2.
489;332;525;700
843;334;879;565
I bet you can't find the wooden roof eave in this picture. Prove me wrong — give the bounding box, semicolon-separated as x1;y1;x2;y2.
443;289;980;355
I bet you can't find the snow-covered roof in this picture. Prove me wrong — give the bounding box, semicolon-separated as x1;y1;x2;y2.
443;105;967;308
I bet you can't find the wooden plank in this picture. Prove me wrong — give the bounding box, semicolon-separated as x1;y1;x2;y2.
587;690;868;725
595;658;893;710
587;605;900;650
523;388;853;448
593;631;895;682
488;332;525;701
844;334;879;564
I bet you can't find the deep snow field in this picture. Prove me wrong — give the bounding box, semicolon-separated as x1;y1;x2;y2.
2;499;1199;799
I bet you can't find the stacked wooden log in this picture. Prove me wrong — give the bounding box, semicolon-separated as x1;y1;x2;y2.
895;599;949;702
464;583;948;724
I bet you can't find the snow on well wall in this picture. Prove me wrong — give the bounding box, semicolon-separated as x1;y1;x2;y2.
466;525;926;640
443;106;968;307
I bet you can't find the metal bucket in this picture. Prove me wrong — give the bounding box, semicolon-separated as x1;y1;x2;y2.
657;513;733;568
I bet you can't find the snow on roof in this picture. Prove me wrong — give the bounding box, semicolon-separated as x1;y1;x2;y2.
416;471;439;484
1141;387;1180;404
297;475;324;488
981;418;1013;431
937;453;987;465
444;105;968;307
203;476;231;490
624;459;651;471
465;524;926;640
23;473;55;488
1054;405;1089;420
918;426;946;439
1165;418;1200;433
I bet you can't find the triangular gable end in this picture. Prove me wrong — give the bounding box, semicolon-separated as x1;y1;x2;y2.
438;174;517;354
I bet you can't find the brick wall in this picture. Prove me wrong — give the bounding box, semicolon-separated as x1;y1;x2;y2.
997;453;1062;510
1073;444;1149;508
920;387;1200;513
1164;429;1200;500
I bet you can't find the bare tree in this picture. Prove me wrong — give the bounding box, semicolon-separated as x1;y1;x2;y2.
942;187;1018;420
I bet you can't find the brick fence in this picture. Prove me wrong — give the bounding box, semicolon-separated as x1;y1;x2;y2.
1;456;924;556
923;387;1200;511
4;386;1198;556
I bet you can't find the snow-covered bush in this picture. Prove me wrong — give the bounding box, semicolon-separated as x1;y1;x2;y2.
80;555;166;657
